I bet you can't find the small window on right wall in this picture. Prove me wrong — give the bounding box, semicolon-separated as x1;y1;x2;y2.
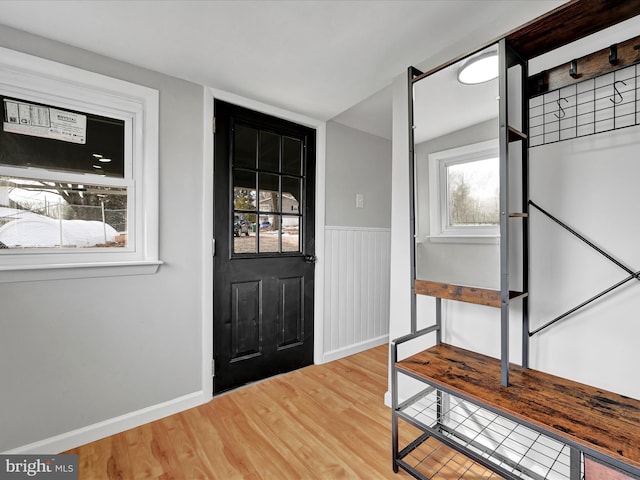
428;139;499;242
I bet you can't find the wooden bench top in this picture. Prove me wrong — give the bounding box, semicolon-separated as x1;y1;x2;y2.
414;280;527;308
397;343;640;474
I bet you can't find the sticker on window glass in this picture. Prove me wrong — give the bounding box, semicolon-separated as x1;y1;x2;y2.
3;99;87;144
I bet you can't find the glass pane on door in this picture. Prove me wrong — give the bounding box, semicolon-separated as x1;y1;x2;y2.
259;173;280;213
282;136;302;175
259;215;279;253
234;124;257;169
234;170;257;210
282;176;301;214
282;216;300;252
259;131;280;172
233;211;256;254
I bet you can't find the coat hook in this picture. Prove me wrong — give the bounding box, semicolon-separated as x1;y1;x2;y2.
610;80;627;104
609;44;618;65
554;97;569;119
569;59;580;79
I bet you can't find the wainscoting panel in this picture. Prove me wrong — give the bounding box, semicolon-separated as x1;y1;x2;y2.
323;226;390;362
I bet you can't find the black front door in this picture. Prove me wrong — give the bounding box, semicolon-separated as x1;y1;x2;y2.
213;100;316;394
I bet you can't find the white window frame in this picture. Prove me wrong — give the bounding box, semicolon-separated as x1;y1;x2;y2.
0;47;161;282
427;139;499;244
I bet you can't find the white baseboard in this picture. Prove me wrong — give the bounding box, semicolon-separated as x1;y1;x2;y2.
322;334;389;363
4;390;211;454
384;390;392;407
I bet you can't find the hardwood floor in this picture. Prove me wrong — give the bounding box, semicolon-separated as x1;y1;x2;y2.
64;345;498;479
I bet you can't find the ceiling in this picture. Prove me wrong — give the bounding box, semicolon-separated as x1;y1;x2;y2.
0;1;567;139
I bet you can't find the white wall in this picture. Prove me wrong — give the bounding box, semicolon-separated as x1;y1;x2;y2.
325;121;392;229
528;126;640;399
388;72;416;348
0;25;208;452
323;226;390;361
322;121;392;360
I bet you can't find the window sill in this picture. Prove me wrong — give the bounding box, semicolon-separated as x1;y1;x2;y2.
421;235;500;245
0;260;163;283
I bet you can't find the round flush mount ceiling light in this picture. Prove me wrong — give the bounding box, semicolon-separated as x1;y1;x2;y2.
457;52;499;85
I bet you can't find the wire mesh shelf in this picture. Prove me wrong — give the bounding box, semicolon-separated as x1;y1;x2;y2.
529;64;639;147
398;387;583;480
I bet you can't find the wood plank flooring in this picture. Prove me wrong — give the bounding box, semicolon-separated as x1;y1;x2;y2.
64;345;498;479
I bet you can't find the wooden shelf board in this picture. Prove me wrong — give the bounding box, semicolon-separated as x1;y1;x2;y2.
396;343;640;473
530;34;640;96
414;280;526;308
509;212;528;218
505;0;640;60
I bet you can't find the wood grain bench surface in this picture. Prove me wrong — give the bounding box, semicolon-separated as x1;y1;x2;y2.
397;343;640;473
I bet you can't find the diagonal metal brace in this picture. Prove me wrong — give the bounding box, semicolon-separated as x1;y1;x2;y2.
529;200;640;281
528;200;640;336
529;270;640;336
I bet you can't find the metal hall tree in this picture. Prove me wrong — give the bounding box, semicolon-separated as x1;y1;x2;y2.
391;1;640;479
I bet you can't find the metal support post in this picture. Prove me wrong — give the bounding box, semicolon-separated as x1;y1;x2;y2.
435;298;442;345
498;38;510;386
407;66;419;335
570;448;581;480
520;48;530;371
391;342;399;473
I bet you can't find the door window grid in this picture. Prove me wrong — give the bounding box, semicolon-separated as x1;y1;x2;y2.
232;123;304;255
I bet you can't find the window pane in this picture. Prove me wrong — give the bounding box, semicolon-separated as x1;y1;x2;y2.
1;96;125;178
233;212;256;254
258;214;278;253
282;216;300;252
282;136;302;175
232;169;257;255
258;131;280;172
0;176;127;249
447;158;499;226
234;124;257;169
259;173;280;213
282;177;300;214
233;169;257;211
